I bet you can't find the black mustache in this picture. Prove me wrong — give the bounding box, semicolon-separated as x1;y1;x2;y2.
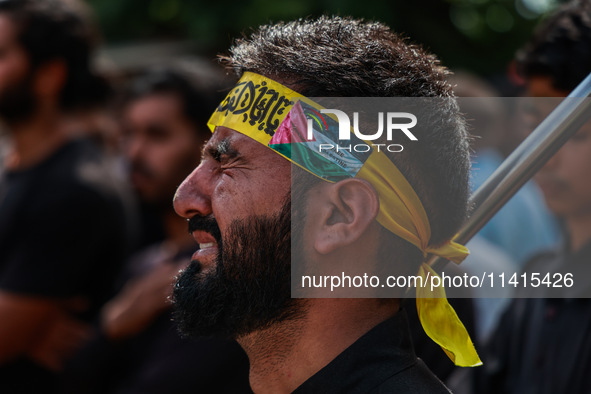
188;215;222;243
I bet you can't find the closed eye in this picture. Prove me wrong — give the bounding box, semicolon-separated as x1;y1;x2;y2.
204;138;239;162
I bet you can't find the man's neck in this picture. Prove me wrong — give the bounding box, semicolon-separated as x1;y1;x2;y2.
6;111;69;170
566;211;591;252
238;298;398;394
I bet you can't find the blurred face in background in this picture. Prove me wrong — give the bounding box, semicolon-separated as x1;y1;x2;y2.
527;76;591;219
0;14;36;124
123;92;204;208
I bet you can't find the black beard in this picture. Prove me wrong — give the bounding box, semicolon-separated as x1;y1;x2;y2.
172;197;306;339
0;74;37;126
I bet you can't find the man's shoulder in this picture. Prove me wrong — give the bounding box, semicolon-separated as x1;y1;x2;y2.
294;311;451;394
25;139;127;212
371;358;451;394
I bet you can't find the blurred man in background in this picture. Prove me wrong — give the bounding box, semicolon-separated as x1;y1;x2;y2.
0;0;131;392
450;72;559;268
481;2;591;393
449;72;559;341
61;67;252;394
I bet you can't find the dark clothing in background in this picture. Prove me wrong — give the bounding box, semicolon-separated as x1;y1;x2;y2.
61;245;253;394
0;138;131;393
134;201;166;251
293;309;450;394
62;311;252;394
479;241;591;394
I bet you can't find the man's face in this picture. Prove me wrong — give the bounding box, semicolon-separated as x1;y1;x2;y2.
173;127;293;271
123;93;204;207
528;76;591;218
0;15;36;124
172;126;305;338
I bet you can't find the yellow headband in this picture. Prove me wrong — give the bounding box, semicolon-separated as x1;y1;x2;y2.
208;72;481;367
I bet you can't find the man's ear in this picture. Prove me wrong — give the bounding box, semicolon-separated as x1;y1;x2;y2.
313;178;379;254
33;59;67;100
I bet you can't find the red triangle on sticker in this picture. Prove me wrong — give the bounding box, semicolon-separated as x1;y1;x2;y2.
269;101;314;146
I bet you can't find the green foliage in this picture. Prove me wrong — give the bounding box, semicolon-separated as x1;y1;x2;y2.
86;0;563;75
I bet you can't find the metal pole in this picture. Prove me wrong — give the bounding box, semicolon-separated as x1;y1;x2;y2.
430;72;591;270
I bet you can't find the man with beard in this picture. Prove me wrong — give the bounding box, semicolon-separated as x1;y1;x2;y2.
0;1;130;392
173;16;481;393
61;67;252;394
479;2;591;393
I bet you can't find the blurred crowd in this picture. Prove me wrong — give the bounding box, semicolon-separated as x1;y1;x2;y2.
0;0;589;393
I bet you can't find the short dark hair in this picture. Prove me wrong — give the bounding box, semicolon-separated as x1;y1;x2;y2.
0;0;109;110
517;1;591;92
223;16;471;266
124;67;227;138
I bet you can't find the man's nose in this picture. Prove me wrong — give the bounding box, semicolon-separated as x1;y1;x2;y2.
173;163;213;219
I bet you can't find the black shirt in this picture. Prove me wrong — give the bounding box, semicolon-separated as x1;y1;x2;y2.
480;241;591;394
62;311;253;394
0;138;131;393
61;246;253;394
293;310;451;394
0;138;129;300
